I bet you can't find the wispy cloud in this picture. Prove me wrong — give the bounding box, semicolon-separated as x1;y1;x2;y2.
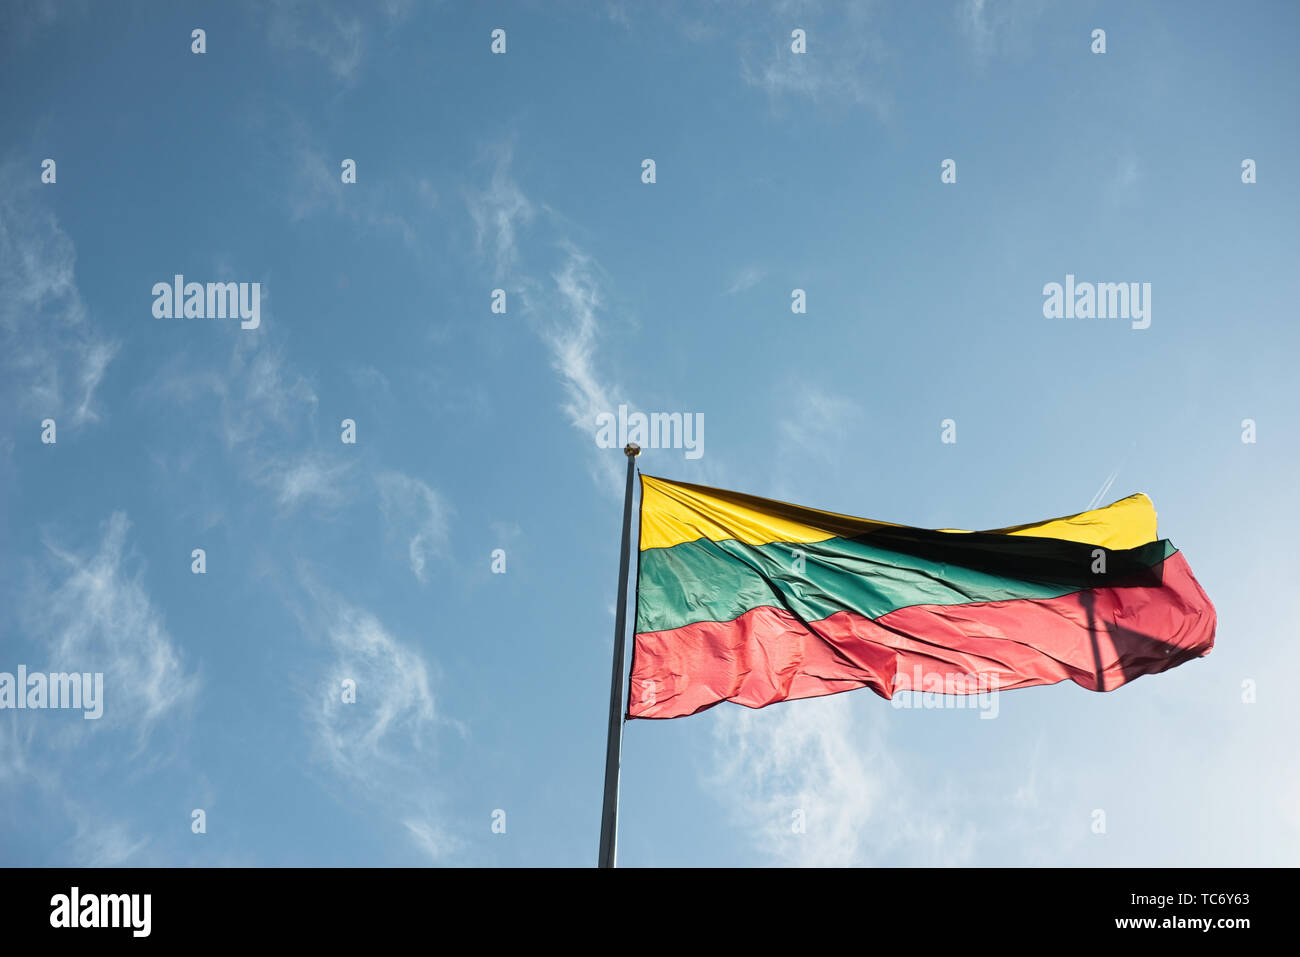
2;514;198;864
270;455;355;511
282;132;424;252
266;1;366;83
548;248;617;433
149;331;341;514
727;264;765;294
36;513;200;742
221;336;319;450
958;0;997;59
707;695;975;866
376;471;451;582
0;161;118;429
467;145;630;489
956;0;1045;62
0;715;34;787
402;818;451;862
490;520;522;546
147;324;319;453
1116;153;1140;190
348;364;392;398
465;143;537;281
0;0;70;44
543;246;633;489
467;142;725;491
777;388;860;452
303;586;459;861
66;806;150;866
416;178;438;209
772;387;862;494
708;697;881;866
287;143;351;223
1101;152;1142;207
737;4;892;117
313;599;436;770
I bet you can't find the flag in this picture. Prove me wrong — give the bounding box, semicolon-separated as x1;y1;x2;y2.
627;475;1216;719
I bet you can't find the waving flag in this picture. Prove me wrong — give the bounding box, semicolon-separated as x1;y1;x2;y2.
627;476;1216;719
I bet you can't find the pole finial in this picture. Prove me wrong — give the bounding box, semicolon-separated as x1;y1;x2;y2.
624;443;641;457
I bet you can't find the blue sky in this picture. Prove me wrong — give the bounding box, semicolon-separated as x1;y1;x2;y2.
1;0;1297;867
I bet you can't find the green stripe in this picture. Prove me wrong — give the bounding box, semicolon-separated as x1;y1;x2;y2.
635;533;1176;634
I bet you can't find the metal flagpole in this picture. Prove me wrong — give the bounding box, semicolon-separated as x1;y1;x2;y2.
598;442;640;868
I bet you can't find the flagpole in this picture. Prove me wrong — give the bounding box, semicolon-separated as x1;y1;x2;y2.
598;442;640;868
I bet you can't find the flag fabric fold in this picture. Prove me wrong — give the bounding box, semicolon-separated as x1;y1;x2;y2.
627;475;1216;719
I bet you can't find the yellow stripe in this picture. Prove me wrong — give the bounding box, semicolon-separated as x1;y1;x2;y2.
989;495;1157;549
638;475;1157;551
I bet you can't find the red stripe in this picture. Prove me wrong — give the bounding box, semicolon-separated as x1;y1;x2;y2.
627;551;1216;719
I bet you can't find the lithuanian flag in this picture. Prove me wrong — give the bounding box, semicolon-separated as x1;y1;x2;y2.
627;476;1216;719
